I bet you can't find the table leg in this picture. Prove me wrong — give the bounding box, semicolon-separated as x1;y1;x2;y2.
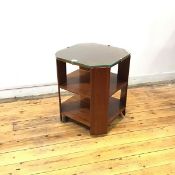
56;59;67;122
90;67;110;135
118;56;130;115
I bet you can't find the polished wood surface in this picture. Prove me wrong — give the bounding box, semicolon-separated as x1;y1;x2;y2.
57;57;130;134
90;67;110;134
59;69;127;97
0;84;175;174
56;60;67;121
60;69;91;97
61;94;124;128
62;95;90;127
118;56;130;115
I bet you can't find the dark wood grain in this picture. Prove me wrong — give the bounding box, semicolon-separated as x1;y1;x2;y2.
90;67;110;135
61;94;123;128
62;95;90;127
56;59;67;121
59;69;127;97
60;69;90;97
118;56;130;115
56;59;67;85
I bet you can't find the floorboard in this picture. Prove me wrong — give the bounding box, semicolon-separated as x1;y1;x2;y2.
0;83;175;175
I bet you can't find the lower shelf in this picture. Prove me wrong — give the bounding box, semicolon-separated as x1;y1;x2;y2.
62;95;90;127
61;95;124;127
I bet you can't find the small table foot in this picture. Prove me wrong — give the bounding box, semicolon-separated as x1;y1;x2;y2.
61;116;69;122
122;109;126;116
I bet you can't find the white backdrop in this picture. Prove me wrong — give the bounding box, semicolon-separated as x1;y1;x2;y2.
0;0;175;94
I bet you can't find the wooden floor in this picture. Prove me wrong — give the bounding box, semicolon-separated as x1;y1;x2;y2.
0;83;175;175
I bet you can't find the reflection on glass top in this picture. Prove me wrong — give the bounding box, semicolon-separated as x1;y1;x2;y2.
55;43;130;68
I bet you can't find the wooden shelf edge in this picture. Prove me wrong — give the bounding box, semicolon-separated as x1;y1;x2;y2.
59;69;128;98
61;95;90;127
60;69;91;98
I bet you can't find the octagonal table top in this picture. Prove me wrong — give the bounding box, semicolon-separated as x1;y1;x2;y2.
55;43;130;68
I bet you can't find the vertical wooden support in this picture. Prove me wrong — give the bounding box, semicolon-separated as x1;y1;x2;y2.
56;59;67;121
90;67;110;135
118;55;131;115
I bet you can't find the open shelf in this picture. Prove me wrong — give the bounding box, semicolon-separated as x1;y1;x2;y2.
60;69;90;97
61;94;124;127
62;95;90;127
60;69;127;97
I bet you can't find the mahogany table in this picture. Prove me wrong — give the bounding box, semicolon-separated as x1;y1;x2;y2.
56;43;130;135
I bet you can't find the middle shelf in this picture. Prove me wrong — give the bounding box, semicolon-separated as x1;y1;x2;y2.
61;94;124;127
60;69;127;98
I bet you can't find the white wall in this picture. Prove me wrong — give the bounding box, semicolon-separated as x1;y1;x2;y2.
0;0;175;97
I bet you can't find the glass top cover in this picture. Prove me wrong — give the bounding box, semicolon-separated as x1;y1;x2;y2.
55;43;130;68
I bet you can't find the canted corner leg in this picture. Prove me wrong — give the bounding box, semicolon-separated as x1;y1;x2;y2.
56;59;67;123
120;86;128;116
90;125;108;135
90;67;110;135
118;56;130;117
